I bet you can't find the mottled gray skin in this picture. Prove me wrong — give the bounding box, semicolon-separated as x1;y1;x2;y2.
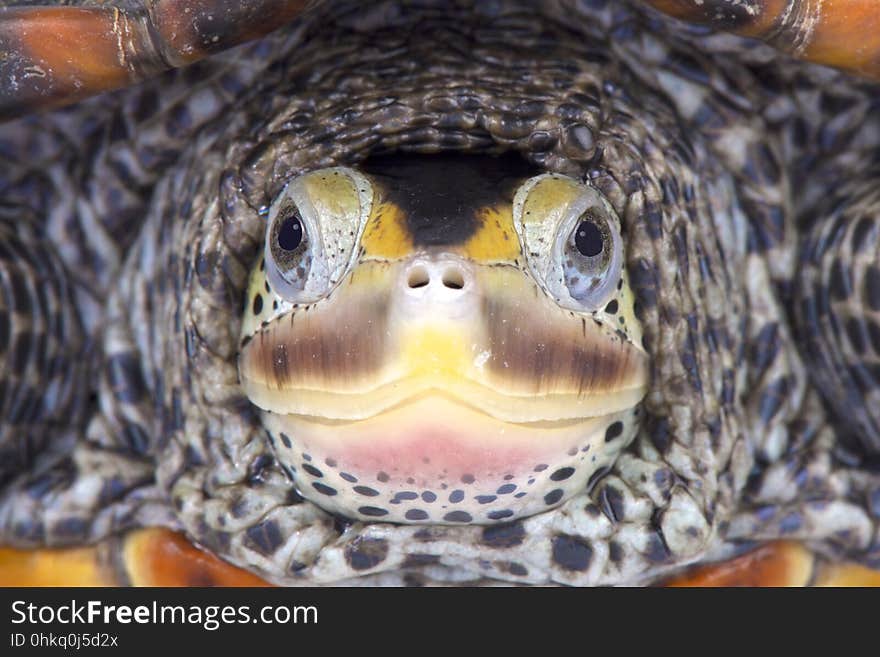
1;0;879;585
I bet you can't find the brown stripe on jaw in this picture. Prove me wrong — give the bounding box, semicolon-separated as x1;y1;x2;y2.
239;290;390;391
482;292;648;397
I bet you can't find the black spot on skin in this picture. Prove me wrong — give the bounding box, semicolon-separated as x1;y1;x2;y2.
325;458;337;468
345;537;389;571
358;506;389;517
392;491;419;503
354;486;380;497
245;520;284;556
482;522;526;548
252;294;263;315
496;484;516;494
405;509;429;521
544;489;564;505
312;482;337;496
402;553;440;567
488;509;514;520
285;488;304;506
586;467;610;491
449;489;465;503
279;433;292;449
644;532;670;564
230;496;249;519
302;464;323;478
377;471;390;482
758;376;789;424
461;473;475;484
648;416;671;452
246;454;274;486
751;322;780;372
605;421;624;442
779;512;802;534
340;472;358;483
502;561;529;576
476;495;497;504
550;467;575;481
599;485;625;522
866;265;880;311
443;511;473;523
608;540;624;564
421;491;437;503
604;299;619;314
552;535;593;571
829;259;852;300
534;464;548;472
53;517;88;541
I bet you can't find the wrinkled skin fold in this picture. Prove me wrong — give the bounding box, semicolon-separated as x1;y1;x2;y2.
0;0;878;585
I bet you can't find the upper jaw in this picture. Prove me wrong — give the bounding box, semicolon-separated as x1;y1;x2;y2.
238;257;648;422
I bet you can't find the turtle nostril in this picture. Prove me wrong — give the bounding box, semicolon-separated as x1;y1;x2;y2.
442;268;465;290
407;266;430;289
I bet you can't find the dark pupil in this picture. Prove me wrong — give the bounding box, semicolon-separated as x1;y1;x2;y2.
278;216;303;251
574;220;603;258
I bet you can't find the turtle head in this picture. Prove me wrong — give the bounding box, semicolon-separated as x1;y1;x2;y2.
237;153;648;524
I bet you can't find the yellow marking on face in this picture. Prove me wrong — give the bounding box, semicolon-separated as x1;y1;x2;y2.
360;199;413;259
519;176;582;227
399;322;472;379
303;170;363;219
461;204;521;262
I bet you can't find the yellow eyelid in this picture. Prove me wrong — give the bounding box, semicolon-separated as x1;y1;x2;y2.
302;170;363;218
517;175;583;226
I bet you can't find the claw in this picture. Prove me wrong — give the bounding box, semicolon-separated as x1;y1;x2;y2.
0;1;310;121
644;0;880;80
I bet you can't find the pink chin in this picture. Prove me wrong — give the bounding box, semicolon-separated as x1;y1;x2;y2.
267;396;604;486
260;396;634;525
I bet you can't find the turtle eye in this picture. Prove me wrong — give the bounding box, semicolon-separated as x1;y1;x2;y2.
263;167;374;305
560;206;620;307
513;174;623;313
265;200;318;302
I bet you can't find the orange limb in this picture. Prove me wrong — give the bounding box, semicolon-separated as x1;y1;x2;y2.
0;529;272;587
0;543;120;586
0;1;310;121
644;0;880;80
123;529;272;587
664;542;815;586
3;532;878;586
664;541;880;586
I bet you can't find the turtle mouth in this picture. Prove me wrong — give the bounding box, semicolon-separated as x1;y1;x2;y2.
261;394;639;524
267;394;607;477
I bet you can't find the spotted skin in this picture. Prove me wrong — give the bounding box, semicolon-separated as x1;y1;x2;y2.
0;0;878;586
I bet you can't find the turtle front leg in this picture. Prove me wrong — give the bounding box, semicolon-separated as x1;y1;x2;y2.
0;0;311;121
643;0;880;81
0;203;87;486
796;168;880;456
0;203;170;548
663;541;880;586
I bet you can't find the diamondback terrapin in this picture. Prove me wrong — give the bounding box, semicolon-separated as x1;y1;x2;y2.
1;0;879;586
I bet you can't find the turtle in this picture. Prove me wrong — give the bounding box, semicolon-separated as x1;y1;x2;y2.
0;0;879;588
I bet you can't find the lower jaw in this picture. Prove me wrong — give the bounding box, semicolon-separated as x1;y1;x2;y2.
262;396;638;524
